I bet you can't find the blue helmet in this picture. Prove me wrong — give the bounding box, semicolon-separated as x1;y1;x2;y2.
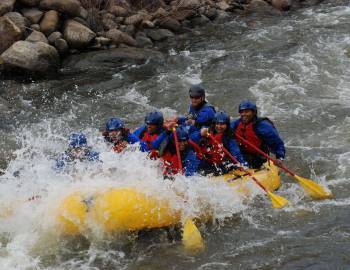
69;133;87;148
213;111;230;124
189;84;205;97
238;100;257;112
106;118;124;132
176;126;189;141
145;111;164;126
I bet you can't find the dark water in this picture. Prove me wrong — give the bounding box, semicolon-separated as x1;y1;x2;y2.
1;0;350;269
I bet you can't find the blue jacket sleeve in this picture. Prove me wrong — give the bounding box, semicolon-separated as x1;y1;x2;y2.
256;121;285;159
230;119;240;130
132;125;146;139
54;154;66;171
150;131;170;150
127;133;149;152
177;116;187;125
228;138;248;166
87;151;100;162
189;131;202;144
195;106;215;127
184;150;200;176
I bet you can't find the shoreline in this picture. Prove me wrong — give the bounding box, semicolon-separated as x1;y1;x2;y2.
0;0;322;78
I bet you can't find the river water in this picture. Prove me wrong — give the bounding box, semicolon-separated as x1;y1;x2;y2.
1;0;350;269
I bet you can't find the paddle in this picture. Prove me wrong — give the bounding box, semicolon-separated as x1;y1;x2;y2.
172;127;204;252
0;195;41;218
235;134;332;199
207;134;289;208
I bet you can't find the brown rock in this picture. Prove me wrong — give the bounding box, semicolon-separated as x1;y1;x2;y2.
141;20;155;29
158;17;181;32
26;30;48;43
124;13;144;25
105;28;137;47
54;38;68;54
40;10;59;36
1;41;59;73
21;8;44;24
63;19;96;48
144;28;174;41
0;17;22;54
152;7;168;18
4;12;28;34
271;0;292;11
39;0;82;17
0;0;15;17
47;31;62;44
216;1;230;11
95;37;111;46
18;0;40;6
101;13;118;30
177;0;200;9
246;0;280;14
109;5;128;17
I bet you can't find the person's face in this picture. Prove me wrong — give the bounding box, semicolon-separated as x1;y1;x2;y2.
109;130;123;142
240;109;256;124
215;122;227;133
190;95;204;108
147;124;158;134
178;140;188;151
70;147;84;159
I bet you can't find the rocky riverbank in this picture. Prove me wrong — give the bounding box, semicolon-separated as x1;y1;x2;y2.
0;0;321;76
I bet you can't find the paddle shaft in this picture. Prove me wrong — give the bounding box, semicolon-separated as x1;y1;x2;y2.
172;128;184;174
235;134;296;176
207;134;269;194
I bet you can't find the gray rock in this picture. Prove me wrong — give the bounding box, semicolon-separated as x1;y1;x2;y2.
204;8;218;20
72;17;89;28
191;15;210;27
105;28;137;47
141;20;155;29
4;12;28;34
77;6;88;19
157;17;182;32
54;38;68;54
31;24;40;31
101;13;118;30
0;0;15;17
246;0;281;15
271;0;292;11
63;19;96;48
109;5;128;17
18;0;40;6
216;1;231;11
144;28;174;41
1;41;59;73
214;10;230;22
39;0;82;17
47;31;62;44
125;24;135;36
26;30;48;43
21;8;44;24
135;33;153;48
40;10;60;35
0;17;22;54
124;13;144;25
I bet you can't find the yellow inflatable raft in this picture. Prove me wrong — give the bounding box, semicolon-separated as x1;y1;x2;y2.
57;162;280;235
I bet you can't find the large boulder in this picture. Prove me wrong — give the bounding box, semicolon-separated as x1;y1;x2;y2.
177;0;200;9
18;0;40;6
63;20;96;48
105;28;137;47
26;30;49;43
4;12;28;34
144;28;174;41
40;10;59;35
39;0;82;17
1;41;60;73
0;17;22;54
0;0;15;17
21;8;44;24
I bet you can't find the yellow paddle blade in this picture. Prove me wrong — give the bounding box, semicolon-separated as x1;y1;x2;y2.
0;204;14;218
294;175;332;200
182;219;204;253
267;191;289;208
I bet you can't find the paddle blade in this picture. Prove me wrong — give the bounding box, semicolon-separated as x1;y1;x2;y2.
294;175;332;200
0;204;14;218
182;219;205;253
267;191;289;208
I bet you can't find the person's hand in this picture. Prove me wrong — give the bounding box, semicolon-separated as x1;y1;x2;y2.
163;120;177;131
274;158;284;168
186;119;195;126
200;127;209;137
149;150;159;159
